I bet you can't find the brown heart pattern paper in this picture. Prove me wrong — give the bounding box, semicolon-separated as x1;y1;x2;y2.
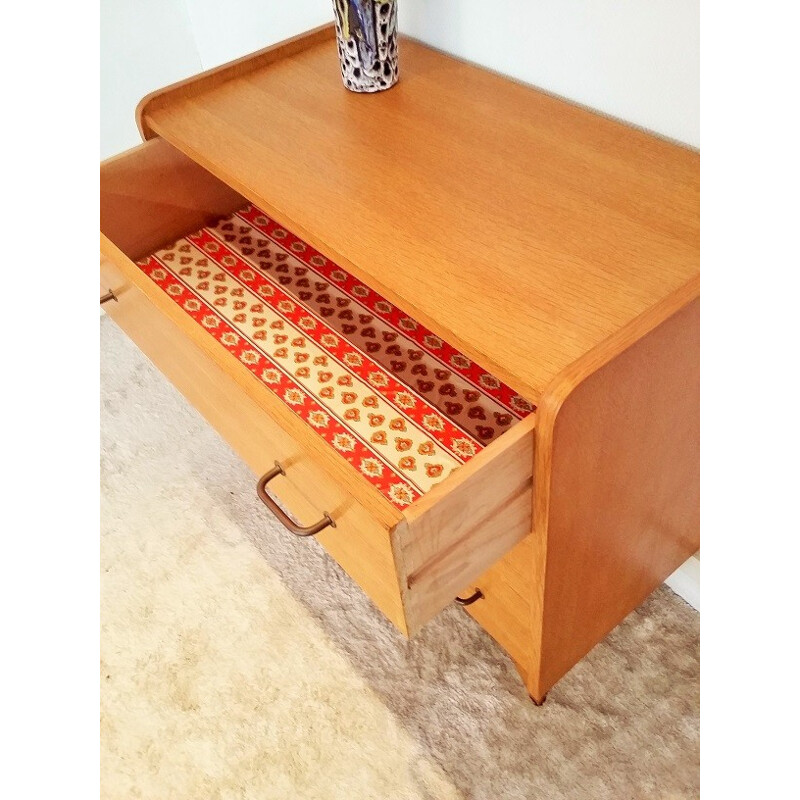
137;204;534;509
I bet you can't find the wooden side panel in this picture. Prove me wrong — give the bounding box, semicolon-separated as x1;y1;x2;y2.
101;257;408;632
530;298;700;699
101;138;245;261
392;415;536;635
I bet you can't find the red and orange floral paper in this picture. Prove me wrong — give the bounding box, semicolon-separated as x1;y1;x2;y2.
137;204;533;509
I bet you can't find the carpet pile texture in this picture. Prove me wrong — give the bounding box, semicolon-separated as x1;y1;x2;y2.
100;317;699;799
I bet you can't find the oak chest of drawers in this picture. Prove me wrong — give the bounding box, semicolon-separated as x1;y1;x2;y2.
100;25;699;704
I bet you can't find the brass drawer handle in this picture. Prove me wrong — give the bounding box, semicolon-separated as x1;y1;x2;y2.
455;589;484;606
256;461;335;537
100;289;118;305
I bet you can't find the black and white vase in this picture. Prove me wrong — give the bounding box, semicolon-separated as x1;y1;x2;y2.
332;1;399;93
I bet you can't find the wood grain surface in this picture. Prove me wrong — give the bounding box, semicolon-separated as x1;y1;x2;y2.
139;30;699;402
526;295;700;700
105;30;702;698
100;139;245;261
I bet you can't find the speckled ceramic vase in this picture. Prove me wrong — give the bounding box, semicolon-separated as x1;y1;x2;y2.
332;1;399;93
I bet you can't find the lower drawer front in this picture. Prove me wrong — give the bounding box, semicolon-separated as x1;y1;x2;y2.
460;536;536;674
101;256;409;632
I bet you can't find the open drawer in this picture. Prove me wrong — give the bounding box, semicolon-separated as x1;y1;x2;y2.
100;138;537;635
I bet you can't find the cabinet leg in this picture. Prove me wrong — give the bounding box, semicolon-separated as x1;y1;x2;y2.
528;693;547;706
511;656;548;706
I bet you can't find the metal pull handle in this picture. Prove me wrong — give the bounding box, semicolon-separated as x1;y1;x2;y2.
256;461;335;537
455;589;484;606
100;289;118;305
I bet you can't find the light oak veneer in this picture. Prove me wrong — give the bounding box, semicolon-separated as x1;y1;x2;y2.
137;26;699;403
101;27;700;703
100;137;537;637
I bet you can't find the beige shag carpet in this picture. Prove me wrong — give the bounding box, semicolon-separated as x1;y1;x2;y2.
100;317;699;799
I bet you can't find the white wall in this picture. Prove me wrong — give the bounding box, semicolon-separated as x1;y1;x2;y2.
100;1;331;158
100;0;201;159
184;0;331;70
665;554;700;610
401;0;699;147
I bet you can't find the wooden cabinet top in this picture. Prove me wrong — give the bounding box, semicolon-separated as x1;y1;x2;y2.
138;25;699;402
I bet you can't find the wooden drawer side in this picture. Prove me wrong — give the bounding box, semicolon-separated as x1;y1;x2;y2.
101;138;245;261
392;415;535;635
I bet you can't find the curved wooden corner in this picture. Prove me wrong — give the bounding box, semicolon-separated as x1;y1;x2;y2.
525;276;700;700
534;275;700;546
136;23;336;141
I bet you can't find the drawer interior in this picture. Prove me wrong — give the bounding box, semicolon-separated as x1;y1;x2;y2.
101;138;537;633
102;139;534;512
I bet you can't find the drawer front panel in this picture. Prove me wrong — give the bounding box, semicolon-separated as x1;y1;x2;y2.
460;536;537;674
394;419;535;634
100;256;408;632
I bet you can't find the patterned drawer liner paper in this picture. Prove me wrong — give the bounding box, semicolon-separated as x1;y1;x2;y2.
137;204;534;509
